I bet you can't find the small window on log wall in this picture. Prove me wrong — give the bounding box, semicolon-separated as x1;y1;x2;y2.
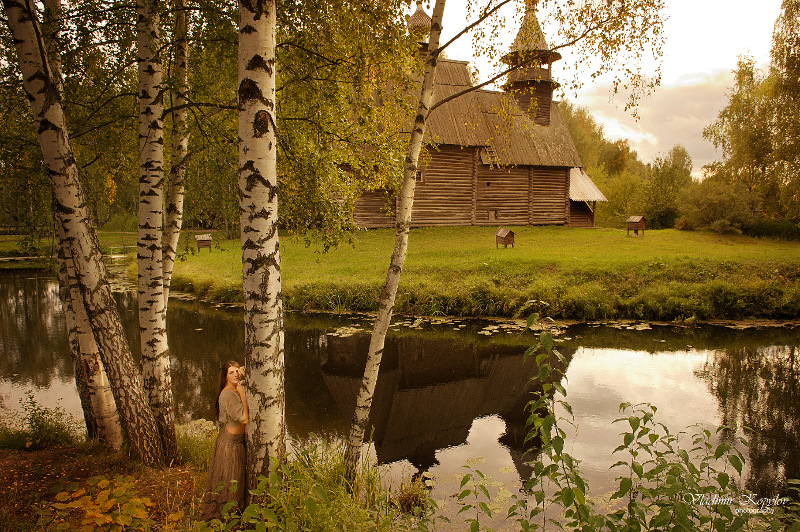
488;209;498;222
415;171;424;182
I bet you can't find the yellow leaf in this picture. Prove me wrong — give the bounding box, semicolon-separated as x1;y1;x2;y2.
167;510;185;522
97;478;110;489
72;488;86;498
55;491;71;502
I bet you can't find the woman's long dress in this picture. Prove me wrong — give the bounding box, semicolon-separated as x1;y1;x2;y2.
201;390;246;520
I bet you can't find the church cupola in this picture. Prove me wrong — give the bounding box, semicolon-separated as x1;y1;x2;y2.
502;7;561;126
408;3;432;58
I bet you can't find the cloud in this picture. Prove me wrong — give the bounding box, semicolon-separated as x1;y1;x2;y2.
572;69;736;174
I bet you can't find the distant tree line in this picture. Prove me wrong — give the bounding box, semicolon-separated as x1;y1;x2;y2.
563;0;800;239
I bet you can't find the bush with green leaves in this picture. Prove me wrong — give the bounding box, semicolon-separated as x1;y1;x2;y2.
452;314;800;531
0;394;83;450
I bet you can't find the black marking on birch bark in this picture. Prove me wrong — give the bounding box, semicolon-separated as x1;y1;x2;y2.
253;110;272;138
38;117;60;134
142;64;158;77
241;0;269;20
53;200;75;215
246;54;273;74
240;24;256;34
238;78;269;107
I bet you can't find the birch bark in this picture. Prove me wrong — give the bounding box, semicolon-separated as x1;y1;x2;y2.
162;0;188;304
3;0;165;465
343;0;447;484
238;0;286;490
137;0;177;461
56;226;124;449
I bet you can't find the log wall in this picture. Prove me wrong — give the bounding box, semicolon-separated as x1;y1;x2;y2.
352;148;577;228
475;165;529;225
353;190;394;228
529;167;568;225
412;146;475;226
569;200;595;228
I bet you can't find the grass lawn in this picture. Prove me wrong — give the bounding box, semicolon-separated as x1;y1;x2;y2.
163;226;800;321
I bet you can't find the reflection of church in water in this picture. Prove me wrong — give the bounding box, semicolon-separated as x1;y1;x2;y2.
319;329;574;480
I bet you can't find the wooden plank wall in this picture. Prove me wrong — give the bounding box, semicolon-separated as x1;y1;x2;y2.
352;150;573;228
353;190;394;228
513;84;553;126
475;165;529;225
529;167;568;225
569;201;595;227
411;146;474;226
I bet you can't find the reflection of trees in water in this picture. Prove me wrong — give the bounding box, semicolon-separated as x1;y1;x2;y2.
697;345;799;495
0;272;72;388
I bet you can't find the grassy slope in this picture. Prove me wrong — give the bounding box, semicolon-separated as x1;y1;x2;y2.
166;226;800;321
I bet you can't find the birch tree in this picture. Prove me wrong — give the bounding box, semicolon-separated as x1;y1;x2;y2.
162;0;189;304
56;226;124;449
238;0;286;488
343;0;447;484
137;0;178;462
3;0;166;465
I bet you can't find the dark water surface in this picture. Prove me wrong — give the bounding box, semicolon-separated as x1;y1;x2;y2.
1;270;798;502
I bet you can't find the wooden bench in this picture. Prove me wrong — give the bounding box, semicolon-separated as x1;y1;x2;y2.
194;233;213;251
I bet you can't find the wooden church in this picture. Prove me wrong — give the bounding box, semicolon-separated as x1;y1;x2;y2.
352;5;606;229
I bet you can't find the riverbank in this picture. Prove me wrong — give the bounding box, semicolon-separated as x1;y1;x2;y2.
5;227;800;321
167;226;800;322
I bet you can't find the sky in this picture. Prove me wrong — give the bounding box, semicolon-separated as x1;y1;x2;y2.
420;0;785;176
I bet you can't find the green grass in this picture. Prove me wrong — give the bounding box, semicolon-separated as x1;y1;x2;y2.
165;226;800;321
5;226;800;320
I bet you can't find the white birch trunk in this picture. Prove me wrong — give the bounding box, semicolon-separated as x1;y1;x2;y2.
238;0;286;491
162;0;188;304
56;226;124;450
3;0;165;465
137;0;177;461
344;0;447;484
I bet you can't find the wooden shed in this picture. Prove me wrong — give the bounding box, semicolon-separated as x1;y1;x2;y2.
352;7;607;229
495;227;515;248
626;216;646;236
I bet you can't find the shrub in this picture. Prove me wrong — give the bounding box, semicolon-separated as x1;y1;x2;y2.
744;218;800;241
679;179;755;233
0;394;84;450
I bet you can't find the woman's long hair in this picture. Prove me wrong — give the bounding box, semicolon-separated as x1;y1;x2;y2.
214;360;241;418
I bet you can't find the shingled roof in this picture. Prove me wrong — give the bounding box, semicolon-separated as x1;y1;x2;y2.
424;59;582;168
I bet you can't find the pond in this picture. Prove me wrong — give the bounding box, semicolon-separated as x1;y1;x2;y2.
1;270;798;508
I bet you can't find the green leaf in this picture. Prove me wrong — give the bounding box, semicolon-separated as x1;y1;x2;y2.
541;332;554;353
623;432;634;447
311;484;329;503
537;364;552;381
628;416;640;431
715;442;730;459
717;471;730;490
632;461;643;478
561;488;575;507
479;501;492;517
728;454;743;474
611;477;632;500
304;496;317;517
526;313;540;328
460;474;471;488
553;436;564;455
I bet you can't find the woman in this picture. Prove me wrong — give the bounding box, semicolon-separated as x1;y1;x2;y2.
201;361;248;520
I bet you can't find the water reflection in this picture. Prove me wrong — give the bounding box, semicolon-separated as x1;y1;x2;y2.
697;345;800;495
1;271;798;498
